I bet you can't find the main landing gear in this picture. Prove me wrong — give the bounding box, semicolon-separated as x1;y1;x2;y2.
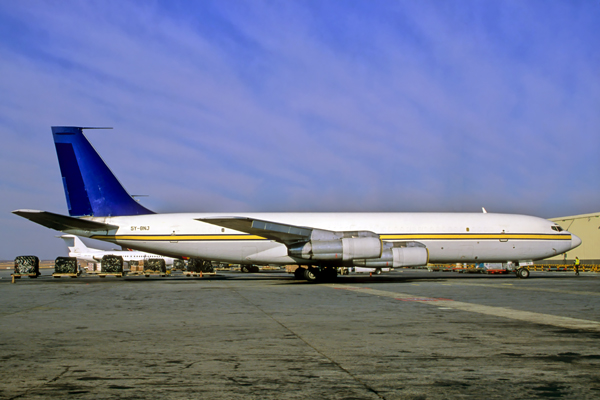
293;266;306;279
240;265;260;273
294;266;338;282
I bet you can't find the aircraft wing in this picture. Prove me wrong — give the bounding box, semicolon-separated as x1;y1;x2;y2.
198;216;314;244
13;210;118;232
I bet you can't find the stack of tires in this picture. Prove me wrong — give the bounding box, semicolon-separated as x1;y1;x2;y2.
173;259;186;271
188;258;214;273
54;257;78;274
145;259;167;273
14;256;40;278
101;255;124;273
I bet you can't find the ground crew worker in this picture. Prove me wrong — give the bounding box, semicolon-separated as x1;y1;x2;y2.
574;257;580;276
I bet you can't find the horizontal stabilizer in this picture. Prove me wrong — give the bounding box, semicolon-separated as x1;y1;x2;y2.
13;209;118;232
198;217;312;244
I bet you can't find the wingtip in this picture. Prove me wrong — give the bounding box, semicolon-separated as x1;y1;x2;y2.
13;209;44;215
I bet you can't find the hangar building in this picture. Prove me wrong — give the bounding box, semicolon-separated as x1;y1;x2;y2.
548;212;600;264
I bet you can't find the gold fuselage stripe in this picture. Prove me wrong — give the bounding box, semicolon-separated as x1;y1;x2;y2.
91;233;572;241
380;234;571;240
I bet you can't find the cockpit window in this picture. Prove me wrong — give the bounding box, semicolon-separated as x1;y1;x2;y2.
551;225;564;232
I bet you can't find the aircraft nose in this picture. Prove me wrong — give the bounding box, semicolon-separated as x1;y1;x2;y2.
570;234;582;250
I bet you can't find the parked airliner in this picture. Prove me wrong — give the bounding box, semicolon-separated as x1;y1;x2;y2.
60;234;175;266
13;127;581;281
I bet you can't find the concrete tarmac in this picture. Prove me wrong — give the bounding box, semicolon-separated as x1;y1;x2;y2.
1;269;599;399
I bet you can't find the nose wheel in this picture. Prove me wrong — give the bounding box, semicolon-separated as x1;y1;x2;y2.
516;268;530;279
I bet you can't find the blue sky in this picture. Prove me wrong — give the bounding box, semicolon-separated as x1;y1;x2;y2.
1;1;598;259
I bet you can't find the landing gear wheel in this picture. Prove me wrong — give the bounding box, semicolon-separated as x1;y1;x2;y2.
375;268;382;275
304;267;318;282
517;268;530;279
294;267;306;279
240;265;249;273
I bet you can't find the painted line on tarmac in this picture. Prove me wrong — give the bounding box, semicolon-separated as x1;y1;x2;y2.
331;285;600;332
436;282;600;297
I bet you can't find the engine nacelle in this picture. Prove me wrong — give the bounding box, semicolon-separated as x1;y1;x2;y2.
391;246;429;267
354;246;429;268
288;237;382;261
342;237;382;260
289;240;341;260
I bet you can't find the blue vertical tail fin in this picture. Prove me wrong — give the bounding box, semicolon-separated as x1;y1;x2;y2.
52;126;154;217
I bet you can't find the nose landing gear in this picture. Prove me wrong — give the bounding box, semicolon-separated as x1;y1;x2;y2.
516;268;530;279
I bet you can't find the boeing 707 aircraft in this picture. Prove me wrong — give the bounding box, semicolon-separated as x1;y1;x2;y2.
13;126;581;281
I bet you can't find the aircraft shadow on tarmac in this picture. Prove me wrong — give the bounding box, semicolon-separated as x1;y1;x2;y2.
107;270;584;285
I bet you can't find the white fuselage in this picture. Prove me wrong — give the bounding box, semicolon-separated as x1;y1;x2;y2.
71;212;578;265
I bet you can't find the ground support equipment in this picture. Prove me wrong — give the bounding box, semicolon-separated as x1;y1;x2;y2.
453;267;482;274
485;269;509;274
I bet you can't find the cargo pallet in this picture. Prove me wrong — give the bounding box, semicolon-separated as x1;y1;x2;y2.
85;270;104;275
183;271;216;277
52;273;80;278
11;273;39;279
144;271;167;277
98;272;123;278
13;256;40;282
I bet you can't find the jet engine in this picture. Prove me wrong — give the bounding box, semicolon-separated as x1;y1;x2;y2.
288;231;382;261
353;241;428;268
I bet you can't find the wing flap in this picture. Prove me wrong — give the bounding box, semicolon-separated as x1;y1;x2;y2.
13;209;118;232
